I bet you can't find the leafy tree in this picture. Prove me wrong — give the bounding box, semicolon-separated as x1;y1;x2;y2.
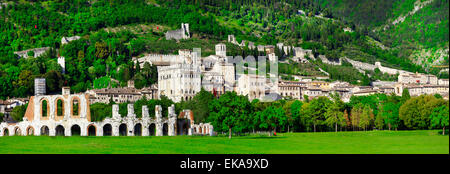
208;91;252;139
430;105;449;135
302;96;331;132
399;95;446;130
290;100;303;132
325;93;346;132
0;113;4;122
44;70;64;94
359;104;373;131
351;104;362;131
401;88;410;103
382;101;401;131
375;111;385;130
95;42;109;59
10;104;28;122
258;106;286;135
90;103;112;122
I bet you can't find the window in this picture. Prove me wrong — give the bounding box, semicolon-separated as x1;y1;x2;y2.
42;100;48;117
57;99;64;116
72;99;79;116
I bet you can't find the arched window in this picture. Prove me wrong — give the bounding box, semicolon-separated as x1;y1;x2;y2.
71;125;81;136
148;123;156;136
103;124;112;136
55;125;65;136
40;126;49;136
27;126;35;136
119;124;127;136
42;100;48;117
56;99;64;116
134;123;142;136
88;125;96;136
72;98;79;116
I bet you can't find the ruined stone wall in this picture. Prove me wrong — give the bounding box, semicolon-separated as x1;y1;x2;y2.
0;100;215;137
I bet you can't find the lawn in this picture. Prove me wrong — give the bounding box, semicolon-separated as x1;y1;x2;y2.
0;130;448;154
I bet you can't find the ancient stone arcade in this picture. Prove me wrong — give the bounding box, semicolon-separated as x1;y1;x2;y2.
0;90;213;137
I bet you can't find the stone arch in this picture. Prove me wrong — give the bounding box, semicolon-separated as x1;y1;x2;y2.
26;126;35;136
177;119;189;135
162;123;168;136
14;127;21;136
198;126;202;135
119;124;127;136
87;124;96;136
71;124;81;136
40;126;49;136
103;124;112;136
148;123;156;136
193;127;197;134
55;125;65;136
41;99;49;118
3;128;9;136
71;97;80;117
134;123;142;136
55;98;65;117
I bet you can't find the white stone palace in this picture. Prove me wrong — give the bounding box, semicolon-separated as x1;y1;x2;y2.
0;88;213;137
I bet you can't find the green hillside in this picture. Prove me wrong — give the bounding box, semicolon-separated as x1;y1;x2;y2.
0;0;448;99
317;0;449;70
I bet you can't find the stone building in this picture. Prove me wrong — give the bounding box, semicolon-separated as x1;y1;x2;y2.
61;36;81;45
201;72;225;96
236;74;266;101
277;80;307;100
0;89;213;137
398;72;438;85
158;61;202;102
293;47;314;60
375;86;396;95
34;78;46;96
302;88;324;98
248;42;256;50
165;23;190;41
14;47;50;59
202;44;236;93
58;56;65;74
438;79;449;86
352;89;379;96
86;85;158;104
394;83;449;96
307;81;330;89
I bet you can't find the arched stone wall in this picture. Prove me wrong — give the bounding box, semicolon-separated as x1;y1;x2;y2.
71;96;81;118
40;99;50;120
71;124;81;136
1;98;213;137
26;126;35;136
87;124;96;136
54;97;65;121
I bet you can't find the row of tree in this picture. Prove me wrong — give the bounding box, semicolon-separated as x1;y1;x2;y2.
208;90;449;138
5;87;447;137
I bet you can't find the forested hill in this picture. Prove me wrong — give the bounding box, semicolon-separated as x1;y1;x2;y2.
0;0;448;100
316;0;449;70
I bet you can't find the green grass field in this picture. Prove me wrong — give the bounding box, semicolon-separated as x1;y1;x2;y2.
0;130;448;154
